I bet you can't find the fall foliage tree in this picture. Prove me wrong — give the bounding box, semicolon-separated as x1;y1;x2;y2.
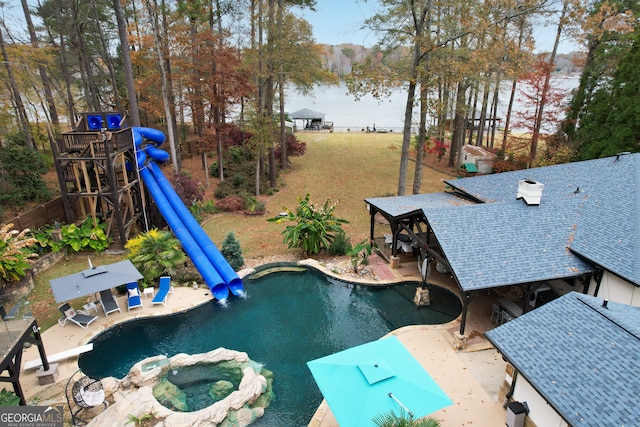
510;58;567;165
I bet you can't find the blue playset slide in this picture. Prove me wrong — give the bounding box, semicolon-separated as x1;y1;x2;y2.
132;127;244;301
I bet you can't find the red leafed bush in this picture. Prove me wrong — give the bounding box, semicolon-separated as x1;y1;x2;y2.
215;195;244;212
172;171;204;205
275;134;307;158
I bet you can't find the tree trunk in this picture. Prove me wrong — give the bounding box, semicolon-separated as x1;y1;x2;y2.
0;27;32;149
449;80;469;168
21;0;59;129
489;74;501;148
93;4;124;114
161;0;180;169
72;5;100;111
530;1;566;166
412;80;428;195
191;12;204;137
144;0;179;173
266;0;277;188
112;0;140;126
477;78;491;147
397;2;429;196
278;0;286;170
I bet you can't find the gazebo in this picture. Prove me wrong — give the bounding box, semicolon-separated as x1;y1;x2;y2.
289;108;325;130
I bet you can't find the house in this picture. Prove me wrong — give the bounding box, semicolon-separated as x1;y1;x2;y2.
366;152;640;335
485;292;640;427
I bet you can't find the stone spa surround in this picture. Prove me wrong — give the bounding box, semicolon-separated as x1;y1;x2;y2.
87;348;274;427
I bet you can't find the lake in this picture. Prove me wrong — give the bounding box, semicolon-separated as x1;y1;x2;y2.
286;75;580;133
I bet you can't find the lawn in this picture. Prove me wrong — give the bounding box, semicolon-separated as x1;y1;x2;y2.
202;132;454;258
28;132;454;331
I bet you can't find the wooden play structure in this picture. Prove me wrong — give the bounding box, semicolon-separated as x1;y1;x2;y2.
51;112;143;249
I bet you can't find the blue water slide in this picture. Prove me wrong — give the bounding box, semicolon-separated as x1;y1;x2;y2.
138;166;229;301
148;163;244;296
132;127;243;298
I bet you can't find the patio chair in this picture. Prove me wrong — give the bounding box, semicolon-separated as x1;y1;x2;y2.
65;369;108;425
490;303;501;325
500;310;513;325
99;289;121;316
152;276;173;306
58;303;98;329
126;282;143;311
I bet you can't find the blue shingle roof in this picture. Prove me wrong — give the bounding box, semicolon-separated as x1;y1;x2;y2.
569;154;640;286
442;153;640;288
423;201;593;290
485;292;640;427
366;153;640;291
365;192;471;218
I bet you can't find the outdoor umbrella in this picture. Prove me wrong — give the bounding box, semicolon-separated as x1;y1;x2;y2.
307;335;453;427
49;259;143;303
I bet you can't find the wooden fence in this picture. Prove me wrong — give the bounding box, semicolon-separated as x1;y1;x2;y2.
3;197;78;231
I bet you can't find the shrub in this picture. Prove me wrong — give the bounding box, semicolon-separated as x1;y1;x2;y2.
221;232;244;271
327;230;351;256
274;134;307;158
125;229;186;285
0;389;20;406
172;171;204;205
0;223;38;286
346;240;373;274
244;197;265;214
0;142;52;206
216;196;245;212
189;200;220;223
267;194;349;256
59;219;110;252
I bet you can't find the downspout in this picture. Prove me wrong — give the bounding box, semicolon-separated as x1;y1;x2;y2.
592;268;604;297
502;369;519;408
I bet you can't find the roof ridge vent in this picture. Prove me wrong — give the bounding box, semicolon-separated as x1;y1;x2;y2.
517;179;544;205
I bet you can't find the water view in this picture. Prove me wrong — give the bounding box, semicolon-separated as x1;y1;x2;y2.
286;76;580;133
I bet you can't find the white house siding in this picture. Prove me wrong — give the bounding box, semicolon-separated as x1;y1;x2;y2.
512;376;569;427
588;271;640;307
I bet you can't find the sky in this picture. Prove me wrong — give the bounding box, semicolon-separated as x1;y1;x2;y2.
294;0;582;54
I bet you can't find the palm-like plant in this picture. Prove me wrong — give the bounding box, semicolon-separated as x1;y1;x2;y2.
372;410;441;427
0;223;37;286
125;229;186;285
267;194;349;256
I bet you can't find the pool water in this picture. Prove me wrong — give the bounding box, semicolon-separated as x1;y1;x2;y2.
156;364;242;411
79;267;461;426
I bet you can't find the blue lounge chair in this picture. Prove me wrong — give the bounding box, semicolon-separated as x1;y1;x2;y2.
58;303;98;329
152;276;173;306
126;282;143;311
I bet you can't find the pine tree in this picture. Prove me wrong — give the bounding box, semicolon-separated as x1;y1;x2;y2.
221;232;244;271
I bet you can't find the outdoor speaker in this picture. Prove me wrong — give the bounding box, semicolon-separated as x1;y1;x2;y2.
86;114;103;130
106;114;123;129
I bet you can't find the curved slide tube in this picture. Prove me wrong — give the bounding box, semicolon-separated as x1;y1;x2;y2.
133;127;244;300
149;163;244;295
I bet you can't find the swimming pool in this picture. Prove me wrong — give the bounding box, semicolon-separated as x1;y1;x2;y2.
79;266;461;426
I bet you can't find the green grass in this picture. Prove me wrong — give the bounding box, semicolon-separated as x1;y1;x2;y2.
203;132;453;257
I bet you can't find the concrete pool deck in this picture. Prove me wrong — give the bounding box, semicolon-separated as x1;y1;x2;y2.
20;259;508;426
